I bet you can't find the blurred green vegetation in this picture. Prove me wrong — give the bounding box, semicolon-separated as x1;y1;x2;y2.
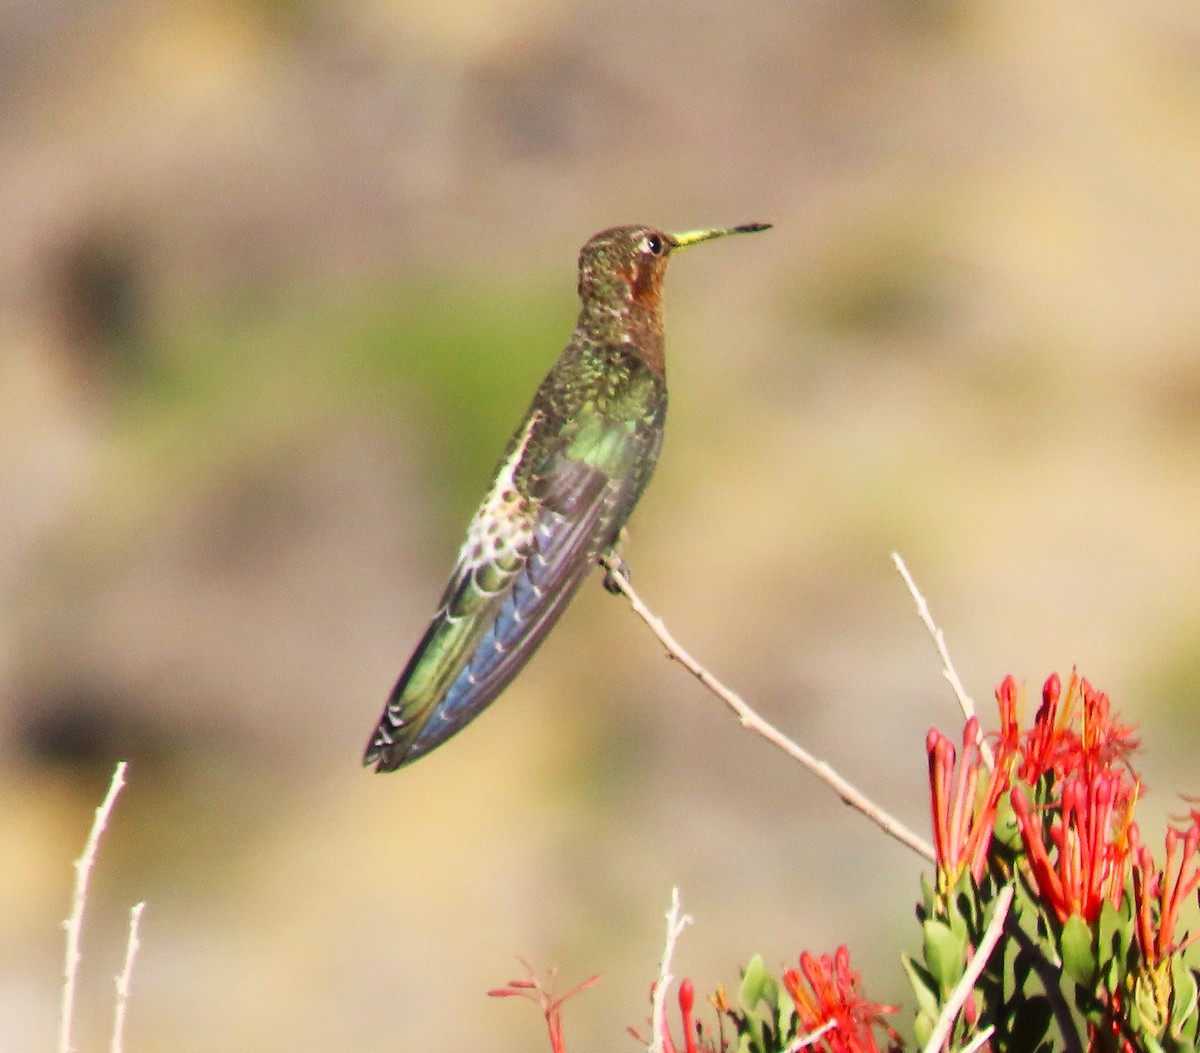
102;275;575;530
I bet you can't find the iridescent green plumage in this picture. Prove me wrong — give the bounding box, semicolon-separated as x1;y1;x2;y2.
364;222;770;771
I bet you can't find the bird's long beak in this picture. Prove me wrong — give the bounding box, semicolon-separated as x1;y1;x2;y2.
670;223;772;250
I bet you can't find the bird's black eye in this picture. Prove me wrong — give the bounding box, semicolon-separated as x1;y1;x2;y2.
645;233;664;256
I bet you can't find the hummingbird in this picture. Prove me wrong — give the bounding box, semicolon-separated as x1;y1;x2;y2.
364;222;771;772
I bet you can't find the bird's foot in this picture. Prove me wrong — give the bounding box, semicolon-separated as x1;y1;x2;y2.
600;549;632;595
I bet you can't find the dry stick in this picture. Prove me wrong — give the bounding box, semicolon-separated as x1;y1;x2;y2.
784;1019;836;1051
650;887;692;1053
890;553;994;770
959;1026;997;1053
59;761;128;1053
891;553;977;721
920;883;1013;1053
601;559;934;862
110;902;145;1053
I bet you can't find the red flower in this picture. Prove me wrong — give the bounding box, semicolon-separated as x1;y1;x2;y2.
1002;671;1142;926
628;979;725;1053
993;675;1022;762
1132;817;1200;968
1016;672;1064;785
927;716;1011;890
1018;671;1139;787
782;947;902;1053
1011;765;1137;925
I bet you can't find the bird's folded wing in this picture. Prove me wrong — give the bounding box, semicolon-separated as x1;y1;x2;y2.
364;450;620;770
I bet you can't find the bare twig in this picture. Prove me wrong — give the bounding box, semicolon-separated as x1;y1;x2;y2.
959;1027;996;1053
60;761;128;1053
891;553;977;722
892;553;993;770
602;559;934;861
785;1019;836;1050
110;901;145;1053
921;884;1013;1053
650;888;692;1053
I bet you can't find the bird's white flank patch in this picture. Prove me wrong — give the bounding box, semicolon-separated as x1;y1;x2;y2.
458;414;539;571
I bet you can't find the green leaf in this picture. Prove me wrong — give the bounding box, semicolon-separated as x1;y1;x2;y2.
924;918;967;995
919;871;936;919
1074;980;1105;1023
992;792;1022;852
1097;898;1126;974
1034;907;1054;948
914;1009;935;1049
1033;770;1057;807
1008;993;1053;1050
1011;873;1040;923
1135;970;1168;1038
777;999;794;1045
1102;954;1124;998
1166;1025;1200;1053
1061;914;1098;988
1012;946;1034;994
739;955;769;1014
948;888;973;944
901;952;943;1021
1170;958;1199;1038
760;974;780;1016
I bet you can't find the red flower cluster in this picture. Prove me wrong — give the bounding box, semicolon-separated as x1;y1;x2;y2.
925;670;1200;1049
927;670;1143;921
1132;820;1200;968
1012;671;1139;786
927;716;1007;890
1007;672;1140;924
782;947;901;1053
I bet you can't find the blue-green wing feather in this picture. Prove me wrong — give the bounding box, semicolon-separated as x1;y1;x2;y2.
363;448;622;770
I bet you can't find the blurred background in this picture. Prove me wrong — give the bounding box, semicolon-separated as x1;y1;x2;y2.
4;1;1200;1049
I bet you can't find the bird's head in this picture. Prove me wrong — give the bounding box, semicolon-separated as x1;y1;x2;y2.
576;223;771;315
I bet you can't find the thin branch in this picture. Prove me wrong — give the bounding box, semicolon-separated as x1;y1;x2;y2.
602;559;934;862
959;1027;996;1053
892;553;993;770
60;761;128;1053
110;901;145;1053
921;884;1013;1053
650;887;692;1053
785;1019;836;1050
891;553;977;723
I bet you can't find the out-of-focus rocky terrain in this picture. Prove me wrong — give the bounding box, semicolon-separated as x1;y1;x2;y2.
4;2;1200;1050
